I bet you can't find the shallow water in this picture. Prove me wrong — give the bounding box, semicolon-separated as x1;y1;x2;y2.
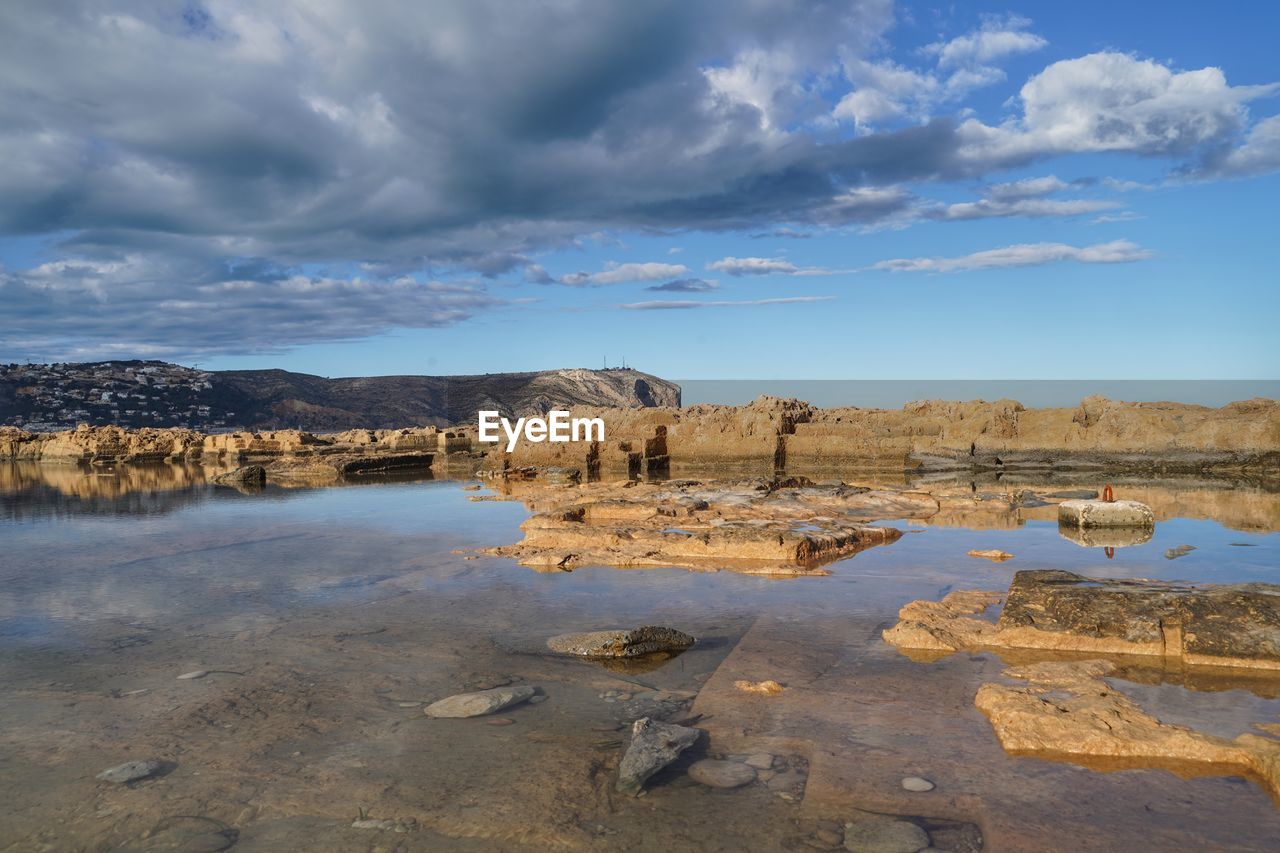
1;463;1278;850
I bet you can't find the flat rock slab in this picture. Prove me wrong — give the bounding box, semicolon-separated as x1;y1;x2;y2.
547;626;694;658
616;717;701;796
97;759;163;784
423;685;536;718
687;759;756;789
1058;499;1154;528
998;570;1280;668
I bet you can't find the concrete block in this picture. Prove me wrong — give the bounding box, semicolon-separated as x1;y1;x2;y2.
1058;499;1154;529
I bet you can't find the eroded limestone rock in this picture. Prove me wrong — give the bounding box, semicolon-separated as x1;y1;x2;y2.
884;571;1280;670
481;478;910;575
976;660;1280;799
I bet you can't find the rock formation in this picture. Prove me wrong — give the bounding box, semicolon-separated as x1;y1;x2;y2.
976;660;1280;799
884;570;1280;670
480;478;913;575
484;395;1280;477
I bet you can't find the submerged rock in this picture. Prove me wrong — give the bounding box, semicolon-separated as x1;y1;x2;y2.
423;685;537;718
842;814;930;852
547;626;694;658
616;717;701;796
1165;544;1197;559
96;759;163;784
687;759;756;789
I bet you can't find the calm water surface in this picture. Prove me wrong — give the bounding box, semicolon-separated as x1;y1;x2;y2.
1;464;1277;851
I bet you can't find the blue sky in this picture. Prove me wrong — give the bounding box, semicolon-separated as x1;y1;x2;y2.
1;2;1277;379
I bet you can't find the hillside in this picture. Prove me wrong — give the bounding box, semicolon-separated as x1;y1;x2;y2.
0;361;680;431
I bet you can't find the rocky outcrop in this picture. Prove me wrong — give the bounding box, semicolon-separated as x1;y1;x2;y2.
976;660;1280;799
480;478;912;575
484;395;1280;477
0;424;463;472
884;570;1280;670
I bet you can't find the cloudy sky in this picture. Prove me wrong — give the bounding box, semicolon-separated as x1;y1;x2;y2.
1;1;1277;379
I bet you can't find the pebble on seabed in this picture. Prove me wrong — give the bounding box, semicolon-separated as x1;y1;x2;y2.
687;759;757;789
96;759;163;784
901;776;935;792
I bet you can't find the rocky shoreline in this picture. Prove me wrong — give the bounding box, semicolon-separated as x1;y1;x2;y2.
482;395;1280;478
5;395;1277;483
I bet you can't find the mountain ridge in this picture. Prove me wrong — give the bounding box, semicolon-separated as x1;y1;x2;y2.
0;360;681;431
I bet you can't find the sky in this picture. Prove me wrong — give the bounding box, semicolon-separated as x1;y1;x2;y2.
1;1;1277;380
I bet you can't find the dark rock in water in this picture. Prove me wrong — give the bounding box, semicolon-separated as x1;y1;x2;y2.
547;626;695;659
97;759;163;784
1165;544;1197;560
616;717;701;796
211;465;266;487
998;570;1280;668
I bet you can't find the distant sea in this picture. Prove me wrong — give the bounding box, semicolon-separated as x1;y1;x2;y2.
676;380;1280;409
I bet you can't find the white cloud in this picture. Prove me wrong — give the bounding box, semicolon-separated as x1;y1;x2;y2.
923;16;1047;69
1207;114;1280;177
707;256;799;276
558;261;691;286
958;53;1280;164
621;296;834;310
834;16;1045;132
873;239;1151;273
933;197;1119;221
986;175;1069;200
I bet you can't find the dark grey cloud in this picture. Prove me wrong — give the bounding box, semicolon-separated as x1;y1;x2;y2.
0;255;502;361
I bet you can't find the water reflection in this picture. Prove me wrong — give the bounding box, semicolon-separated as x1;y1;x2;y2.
1057;523;1155;548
